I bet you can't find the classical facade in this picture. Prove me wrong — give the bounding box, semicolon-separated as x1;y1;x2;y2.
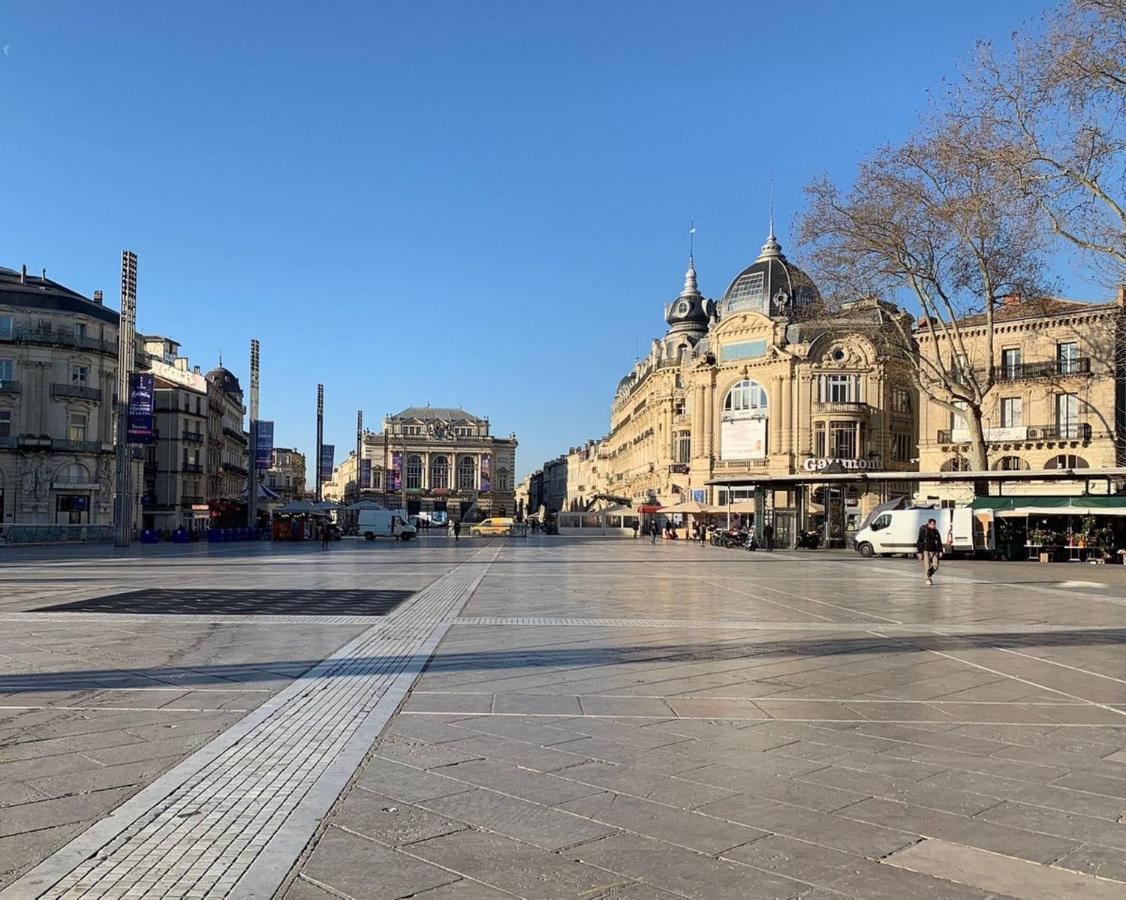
368;406;516;520
0;266;121;526
265;446;307;502
918;291;1125;496
137;336;210;532
205;364;249;523
603;228;919;543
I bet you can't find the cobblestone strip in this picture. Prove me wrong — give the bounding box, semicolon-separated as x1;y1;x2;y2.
1;543;502;900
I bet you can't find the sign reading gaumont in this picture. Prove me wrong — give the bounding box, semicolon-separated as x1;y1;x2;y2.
802;457;880;472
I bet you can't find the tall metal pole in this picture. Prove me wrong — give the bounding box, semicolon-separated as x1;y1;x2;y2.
114;250;138;547
315;384;324;502
355;410;363;501
248;339;260;528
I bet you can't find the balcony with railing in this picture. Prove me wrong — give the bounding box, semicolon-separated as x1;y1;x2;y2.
813;401;871;416
223;426;248;444
996;357;1091;381
182;430;205;443
51;383;103;401
51;438;107;453
182;462;204;474
938;423;1092;444
0;380;20;395
221;461;249;477
0;326;116;355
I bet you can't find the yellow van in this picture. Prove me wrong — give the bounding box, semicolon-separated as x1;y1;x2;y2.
469;517;514;536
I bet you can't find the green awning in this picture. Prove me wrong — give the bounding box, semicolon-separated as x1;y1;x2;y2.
971;495;1126;516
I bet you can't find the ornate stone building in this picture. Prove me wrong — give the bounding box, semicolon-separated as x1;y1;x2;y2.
265;446;307;502
205;364;249;524
369;406;517;521
918;291;1126;495
0;266;121;526
605;226;919;544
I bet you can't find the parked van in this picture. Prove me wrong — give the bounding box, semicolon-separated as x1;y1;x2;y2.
358;508;417;541
854;507;993;558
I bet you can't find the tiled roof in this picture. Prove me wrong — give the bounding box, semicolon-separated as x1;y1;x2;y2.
391;406;483;422
933;297;1117;329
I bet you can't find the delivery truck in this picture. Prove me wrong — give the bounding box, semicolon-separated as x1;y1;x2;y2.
358;508;417;541
854;506;993;558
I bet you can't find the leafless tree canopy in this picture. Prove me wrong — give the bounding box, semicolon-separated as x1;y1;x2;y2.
967;0;1126;284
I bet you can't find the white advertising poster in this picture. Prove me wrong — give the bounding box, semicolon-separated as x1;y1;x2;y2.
721;417;767;460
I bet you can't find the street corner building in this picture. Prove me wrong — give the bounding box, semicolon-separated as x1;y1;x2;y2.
326;406;517;522
602;226;921;546
0;265;126;531
529;222;1126;546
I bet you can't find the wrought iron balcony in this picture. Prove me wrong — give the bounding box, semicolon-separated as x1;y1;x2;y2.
814;401;870;415
996;357;1091;381
223;426;248;444
938;423;1092;444
182;430;205;443
221;461;249;477
182;462;204;474
51;383;103;401
0;326;116;355
51;438;105;453
0;380;19;395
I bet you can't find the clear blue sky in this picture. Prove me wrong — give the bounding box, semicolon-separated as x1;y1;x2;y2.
2;0;1085;480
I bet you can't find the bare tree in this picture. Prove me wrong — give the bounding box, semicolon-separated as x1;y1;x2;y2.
799;116;1049;471
966;0;1125;284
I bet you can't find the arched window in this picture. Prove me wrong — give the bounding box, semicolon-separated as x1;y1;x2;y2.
940;458;970;472
430;456;449;490
405;455;422;490
721;379;769;461
55;462;91;484
1045;454;1089;470
992;456;1029;471
723;379;769;413
457;456;476;491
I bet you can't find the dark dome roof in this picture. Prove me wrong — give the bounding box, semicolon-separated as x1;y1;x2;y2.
206;366;242;396
0;266;119;325
720;233;819;318
664;260;710;338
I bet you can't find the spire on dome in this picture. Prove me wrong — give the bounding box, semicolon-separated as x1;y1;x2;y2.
681;257;699;297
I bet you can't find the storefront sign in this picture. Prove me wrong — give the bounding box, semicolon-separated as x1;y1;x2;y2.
255;420;274;469
802;457;880;472
480;453;492;492
720;416;767;460
127;373;155;444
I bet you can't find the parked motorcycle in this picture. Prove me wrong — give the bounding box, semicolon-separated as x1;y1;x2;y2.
795;530;821;549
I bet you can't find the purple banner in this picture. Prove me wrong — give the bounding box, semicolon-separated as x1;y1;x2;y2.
359;457;372;489
479;453;491;493
389;452;402;492
255;420;274;469
127;373;155;444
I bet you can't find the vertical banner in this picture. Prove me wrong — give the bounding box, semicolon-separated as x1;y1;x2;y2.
127;373;155;443
479;453;492;492
319;444;335;482
389;452;402;492
255;420;274;469
359;458;372;489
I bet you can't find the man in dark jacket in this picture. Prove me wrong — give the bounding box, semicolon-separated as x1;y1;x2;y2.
917;518;943;585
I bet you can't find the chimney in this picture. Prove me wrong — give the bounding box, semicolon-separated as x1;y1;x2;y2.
20;265;26;283
1117;284;1125;308
41;268;47;281
1001;293;1022;308
93;290;103;305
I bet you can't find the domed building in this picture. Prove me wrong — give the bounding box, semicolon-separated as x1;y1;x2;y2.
603;221;919;546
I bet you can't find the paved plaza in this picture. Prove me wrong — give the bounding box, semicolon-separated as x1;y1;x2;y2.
2;538;1126;899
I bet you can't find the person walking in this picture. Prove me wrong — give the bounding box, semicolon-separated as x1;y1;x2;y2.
453;520;461;543
632;520;640;540
763;523;774;552
917;517;943;585
321;526;331;550
648;520;659;545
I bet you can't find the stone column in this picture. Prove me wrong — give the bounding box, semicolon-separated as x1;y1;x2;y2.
772;375;784;455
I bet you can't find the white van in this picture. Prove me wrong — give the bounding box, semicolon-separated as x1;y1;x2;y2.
358;508;417;542
854;507;993;558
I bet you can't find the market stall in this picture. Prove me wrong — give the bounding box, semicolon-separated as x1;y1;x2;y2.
971;496;1126;563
